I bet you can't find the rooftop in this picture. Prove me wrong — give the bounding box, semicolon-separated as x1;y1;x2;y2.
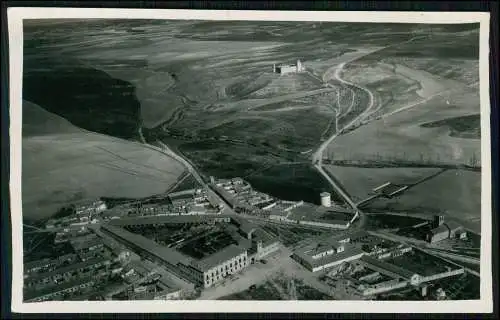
191;244;247;272
24;258;53;271
24;275;96;301
346;230;370;242
360;255;417;280
429;224;449;235
101;224;192;266
26;257;109;283
252;228;278;247
107;214;232;227
444;221;463;232
295;246;364;269
70;235;103;251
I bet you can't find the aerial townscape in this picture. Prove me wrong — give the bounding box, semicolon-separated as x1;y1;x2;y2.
22;19;481;302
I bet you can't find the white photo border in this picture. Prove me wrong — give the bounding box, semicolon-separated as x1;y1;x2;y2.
7;8;493;314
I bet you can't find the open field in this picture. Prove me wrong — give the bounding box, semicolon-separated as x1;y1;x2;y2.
364;169;480;232
326;91;481;167
326;28;480;167
22;101;185;220
421;114;480;139
325;165;442;202
366;214;429;231
23;21;481;227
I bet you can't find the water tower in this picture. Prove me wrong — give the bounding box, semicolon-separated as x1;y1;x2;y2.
320;192;332;207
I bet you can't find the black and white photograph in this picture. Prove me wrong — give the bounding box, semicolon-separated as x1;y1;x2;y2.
7;8;492;314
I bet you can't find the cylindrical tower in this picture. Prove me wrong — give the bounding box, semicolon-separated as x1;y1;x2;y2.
320;192;331;207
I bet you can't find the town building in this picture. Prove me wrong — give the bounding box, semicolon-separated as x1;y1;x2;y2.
287;204;355;229
231;217;280;263
69;233;107;261
359;252;465;288
24;257;111;290
24;276;97;302
426;215;467;243
24;253;79;277
273;59;306;75
292;238;365;272
102;222;248;289
101;214;280;289
74;199;107;217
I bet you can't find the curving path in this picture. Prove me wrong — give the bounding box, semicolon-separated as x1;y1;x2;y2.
310;35;429;229
310;61;376;229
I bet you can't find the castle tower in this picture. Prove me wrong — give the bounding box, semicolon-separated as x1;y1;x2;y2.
297;59;303;72
433;215;444;228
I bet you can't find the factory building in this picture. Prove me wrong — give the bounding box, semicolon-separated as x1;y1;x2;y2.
273;59;306;75
426;215;467;243
320;192;332;208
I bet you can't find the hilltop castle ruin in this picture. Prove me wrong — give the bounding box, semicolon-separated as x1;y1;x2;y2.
273;59;306;75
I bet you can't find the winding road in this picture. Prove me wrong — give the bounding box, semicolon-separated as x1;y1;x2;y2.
309;60;376;230
309;35;430;230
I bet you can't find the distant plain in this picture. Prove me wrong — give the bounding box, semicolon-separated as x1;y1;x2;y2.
22;20;481;227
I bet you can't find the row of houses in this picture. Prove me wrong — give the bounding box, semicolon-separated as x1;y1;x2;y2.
24;253;79;277
25;276;98;302
24;257;112;289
